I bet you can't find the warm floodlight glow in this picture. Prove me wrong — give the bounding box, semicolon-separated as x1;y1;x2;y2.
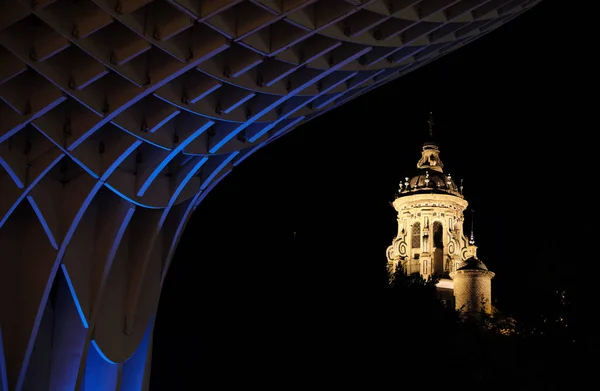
387;129;494;318
436;279;455;290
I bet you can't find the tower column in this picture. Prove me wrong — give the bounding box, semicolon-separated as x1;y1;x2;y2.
386;125;495;318
451;268;495;318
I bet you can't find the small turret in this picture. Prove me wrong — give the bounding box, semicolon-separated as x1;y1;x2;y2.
450;216;495;318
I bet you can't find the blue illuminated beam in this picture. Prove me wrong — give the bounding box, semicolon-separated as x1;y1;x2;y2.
84;341;119;391
199;152;239;191
47;268;88;391
137;120;215;196
121;321;153;391
209;46;372;153
60;265;90;330
247;71;356;143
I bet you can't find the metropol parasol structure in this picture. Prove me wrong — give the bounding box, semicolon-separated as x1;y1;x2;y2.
0;0;539;389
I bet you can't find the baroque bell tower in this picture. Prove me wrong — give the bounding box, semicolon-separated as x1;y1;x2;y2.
386;113;494;317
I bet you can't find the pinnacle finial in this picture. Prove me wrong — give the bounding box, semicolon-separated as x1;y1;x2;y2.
427;111;434;138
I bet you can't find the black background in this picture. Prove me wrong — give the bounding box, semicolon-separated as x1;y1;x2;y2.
151;1;589;387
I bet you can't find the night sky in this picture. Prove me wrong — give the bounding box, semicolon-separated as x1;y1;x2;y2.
150;1;586;387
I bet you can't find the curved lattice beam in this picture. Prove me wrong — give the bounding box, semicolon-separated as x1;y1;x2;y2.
0;0;539;390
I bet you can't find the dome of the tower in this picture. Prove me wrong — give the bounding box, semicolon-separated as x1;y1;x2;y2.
457;257;489;271
396;127;464;198
398;168;462;197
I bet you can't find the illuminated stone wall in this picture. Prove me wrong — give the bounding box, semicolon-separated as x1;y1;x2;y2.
451;269;494;316
386;128;495;318
386;180;496;318
386;193;469;279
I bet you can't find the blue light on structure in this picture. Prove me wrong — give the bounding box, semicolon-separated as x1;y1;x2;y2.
103;183;164;209
12;181;105;390
200;152;239;190
209;47;371;153
27;196;59;250
61;265;90;329
269;116;306;140
196;170;232;207
233;142;266;167
68;58;217;151
84;341;119;391
120;322;153;391
83;308;153;391
101;141;144;182
0;156;23;188
0;152;65;229
110;123;169;152
247;71;356;143
158;156;210;228
137;121;215;196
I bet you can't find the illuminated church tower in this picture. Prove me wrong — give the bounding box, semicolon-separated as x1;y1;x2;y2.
386;114;494;317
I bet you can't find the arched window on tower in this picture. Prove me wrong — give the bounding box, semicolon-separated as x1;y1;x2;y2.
433;221;443;248
411;222;421;248
433;221;444;275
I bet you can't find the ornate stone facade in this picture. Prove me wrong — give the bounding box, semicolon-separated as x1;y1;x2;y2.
386;122;494;317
